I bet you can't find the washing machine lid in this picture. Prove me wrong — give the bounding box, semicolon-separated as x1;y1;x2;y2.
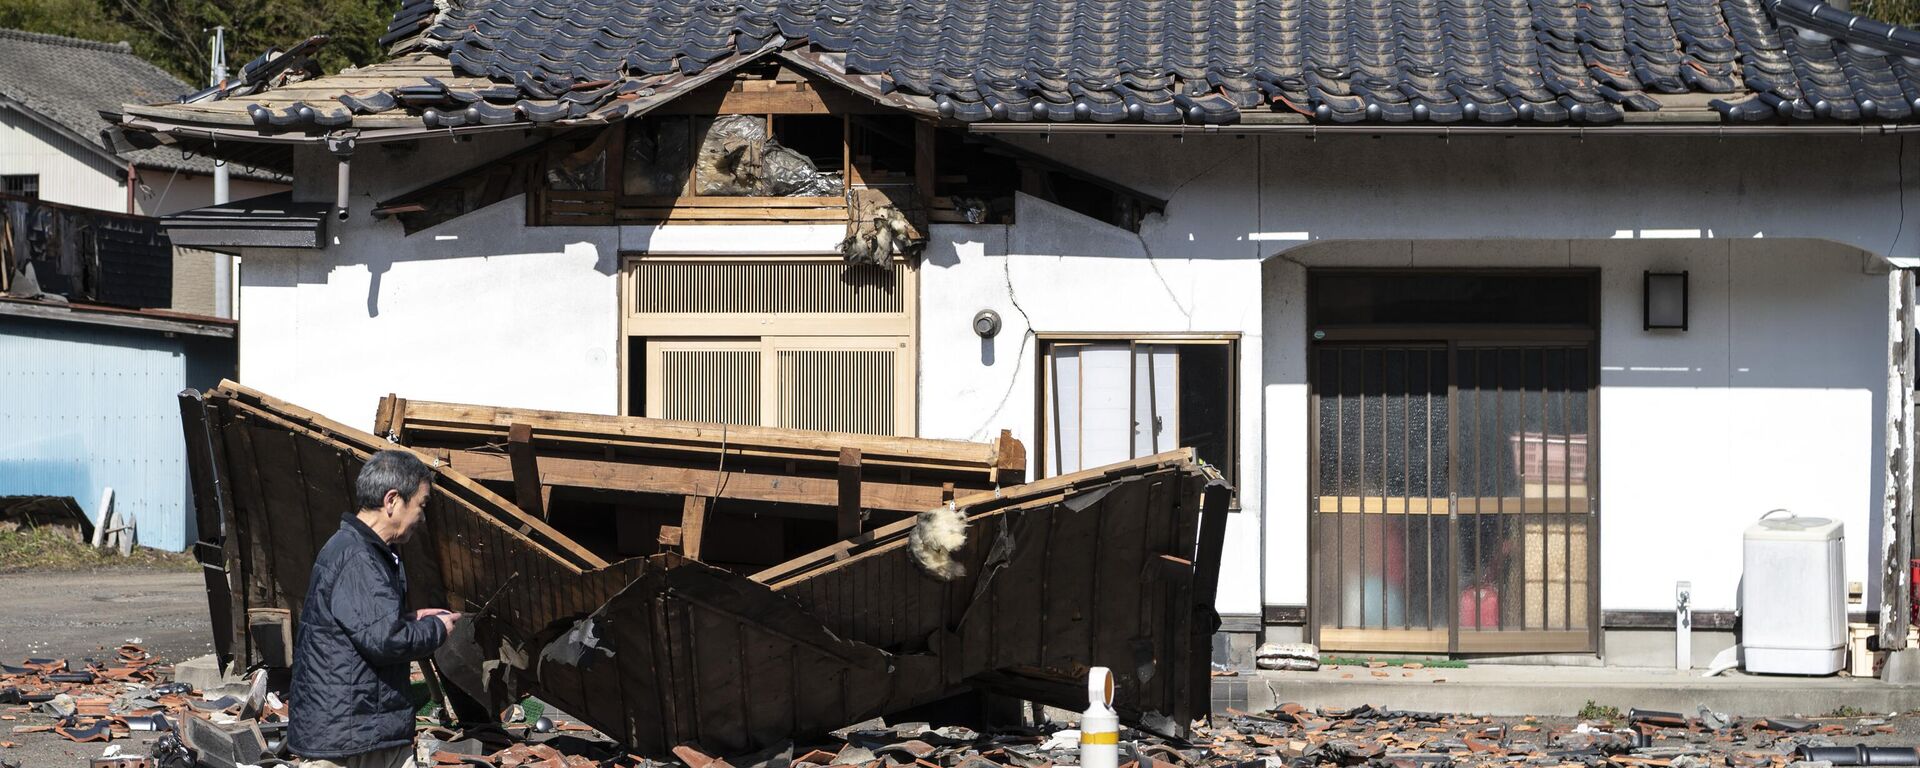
1745;512;1843;541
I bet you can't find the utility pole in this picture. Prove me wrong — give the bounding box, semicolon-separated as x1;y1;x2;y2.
209;27;234;319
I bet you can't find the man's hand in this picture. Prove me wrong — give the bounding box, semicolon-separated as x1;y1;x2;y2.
411;608;462;633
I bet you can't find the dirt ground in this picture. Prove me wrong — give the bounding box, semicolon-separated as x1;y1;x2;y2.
0;568;211;767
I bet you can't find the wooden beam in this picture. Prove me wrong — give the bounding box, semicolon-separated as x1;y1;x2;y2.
993;429;1027;485
507;422;546;519
681;495;710;561
838;448;863;540
396;398;1003;471
439;448;953;513
914;120;936;203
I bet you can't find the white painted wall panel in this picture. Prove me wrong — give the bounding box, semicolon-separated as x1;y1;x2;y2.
0;109;124;210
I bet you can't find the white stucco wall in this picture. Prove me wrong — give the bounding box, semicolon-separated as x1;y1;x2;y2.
238;136;622;428
243;129;1911;633
926;132;1911;622
0;108;126;211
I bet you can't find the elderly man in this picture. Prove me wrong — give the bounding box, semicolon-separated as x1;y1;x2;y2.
289;450;461;768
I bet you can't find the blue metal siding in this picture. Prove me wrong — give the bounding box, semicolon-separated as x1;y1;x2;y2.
0;316;235;551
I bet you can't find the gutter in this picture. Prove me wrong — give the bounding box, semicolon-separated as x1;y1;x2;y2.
967;122;1920;137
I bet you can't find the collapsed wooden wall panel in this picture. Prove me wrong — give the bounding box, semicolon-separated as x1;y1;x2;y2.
183;382;1227;759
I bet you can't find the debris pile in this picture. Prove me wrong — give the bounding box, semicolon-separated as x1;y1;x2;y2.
0;646;194;744
1196;704;1905;768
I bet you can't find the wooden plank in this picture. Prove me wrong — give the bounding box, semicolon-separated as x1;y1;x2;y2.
507;423;546;519
441;449;953;514
680;496;709;561
220;417;276;607
1191;480;1233;611
216;382;608;571
397;398;998;469
247;423;317;609
838;448;863;540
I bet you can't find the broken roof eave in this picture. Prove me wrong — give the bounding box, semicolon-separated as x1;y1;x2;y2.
0;297;237;338
0;95;134;174
115;46;939;148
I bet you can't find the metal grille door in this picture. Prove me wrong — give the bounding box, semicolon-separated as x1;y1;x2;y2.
1311;343;1595;654
1453;345;1593;653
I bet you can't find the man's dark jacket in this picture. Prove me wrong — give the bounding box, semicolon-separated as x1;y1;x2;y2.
287;514;445;759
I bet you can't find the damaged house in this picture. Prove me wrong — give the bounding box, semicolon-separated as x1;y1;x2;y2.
108;0;1920;697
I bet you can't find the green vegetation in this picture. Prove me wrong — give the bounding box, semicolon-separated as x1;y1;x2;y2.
0;526;196;573
1826;705;1868;718
0;0;400;84
1579;701;1624;722
1860;0;1920;26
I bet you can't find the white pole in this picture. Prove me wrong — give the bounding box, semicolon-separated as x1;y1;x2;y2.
1676;581;1692;671
209;27;234;319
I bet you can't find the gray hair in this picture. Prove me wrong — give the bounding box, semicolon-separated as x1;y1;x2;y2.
355;450;434;511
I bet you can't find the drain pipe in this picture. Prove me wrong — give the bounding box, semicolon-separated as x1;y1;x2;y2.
326;131;356;221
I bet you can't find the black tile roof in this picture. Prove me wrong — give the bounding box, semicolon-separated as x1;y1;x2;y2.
0;29;281;178
405;0;1920;124
122;0;1920;131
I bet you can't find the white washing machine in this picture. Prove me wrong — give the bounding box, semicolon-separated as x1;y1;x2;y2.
1742;511;1846;675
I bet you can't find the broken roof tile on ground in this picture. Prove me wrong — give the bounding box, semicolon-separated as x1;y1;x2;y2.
179;381;1231;758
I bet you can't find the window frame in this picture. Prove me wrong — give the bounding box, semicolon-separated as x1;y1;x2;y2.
2;174;39;200
619;253;919;436
1032;333;1241;497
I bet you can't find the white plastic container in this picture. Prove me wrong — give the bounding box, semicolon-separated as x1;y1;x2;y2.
1741;510;1846;675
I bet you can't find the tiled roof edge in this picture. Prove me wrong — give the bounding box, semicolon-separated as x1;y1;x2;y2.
0;28;134;55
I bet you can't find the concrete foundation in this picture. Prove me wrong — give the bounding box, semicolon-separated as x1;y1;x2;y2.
1236;665;1920;717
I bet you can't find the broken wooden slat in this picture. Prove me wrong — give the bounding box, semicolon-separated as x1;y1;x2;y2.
681;496;709;561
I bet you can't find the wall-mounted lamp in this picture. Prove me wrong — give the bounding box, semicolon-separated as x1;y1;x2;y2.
1644;271;1688;331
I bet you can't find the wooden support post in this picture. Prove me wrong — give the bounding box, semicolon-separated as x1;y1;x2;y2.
941;482;956;504
838;447;863;540
507;422;546;519
992;429;1027;486
915;120;936;203
681;495;709;561
1882;269;1916;650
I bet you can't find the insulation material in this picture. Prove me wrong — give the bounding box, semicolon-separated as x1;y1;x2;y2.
695;115;843;197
